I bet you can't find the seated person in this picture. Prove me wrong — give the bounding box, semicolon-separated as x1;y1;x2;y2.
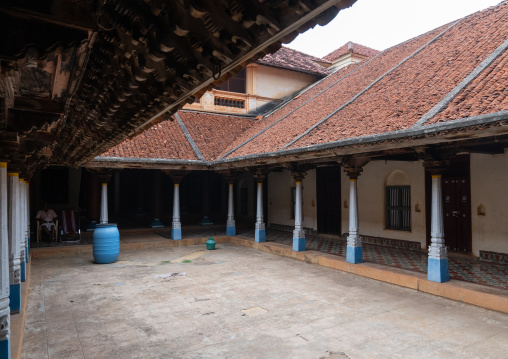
36;203;58;241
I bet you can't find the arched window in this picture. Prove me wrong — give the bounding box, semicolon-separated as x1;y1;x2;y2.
385;170;411;231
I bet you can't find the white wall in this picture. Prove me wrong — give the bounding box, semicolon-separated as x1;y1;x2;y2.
268;169;317;230
254;66;320;100
471;152;508;255
341;160;427;247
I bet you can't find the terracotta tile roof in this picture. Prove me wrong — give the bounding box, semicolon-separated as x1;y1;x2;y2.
290;4;508;148
100;111;255;161
427;41;508;124
224;23;449;157
101;118;198;160
323;41;380;62
256;46;329;76
98;2;508;166
177;111;255;161
221;2;508;156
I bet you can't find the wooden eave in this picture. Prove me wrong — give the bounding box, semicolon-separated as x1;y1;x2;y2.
0;0;356;176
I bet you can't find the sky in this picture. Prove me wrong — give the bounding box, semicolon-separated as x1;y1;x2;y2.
286;0;502;58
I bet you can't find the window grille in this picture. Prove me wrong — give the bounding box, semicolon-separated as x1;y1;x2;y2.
386;186;411;231
214;97;245;108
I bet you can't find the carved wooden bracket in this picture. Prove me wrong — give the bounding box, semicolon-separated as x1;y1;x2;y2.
341;155;369;179
252;168;267;183
162;169;187;184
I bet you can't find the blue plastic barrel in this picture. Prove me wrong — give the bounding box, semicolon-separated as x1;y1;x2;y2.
93;223;120;264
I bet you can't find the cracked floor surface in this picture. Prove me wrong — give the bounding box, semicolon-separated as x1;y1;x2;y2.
23;244;508;358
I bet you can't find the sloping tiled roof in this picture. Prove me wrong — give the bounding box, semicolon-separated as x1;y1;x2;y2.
96;2;508;166
323;41;380;62
222;2;508;157
101;119;198;160
100;112;255;161
257;46;330;76
177;111;255;161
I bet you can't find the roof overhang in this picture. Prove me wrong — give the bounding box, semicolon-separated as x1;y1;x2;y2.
0;0;356;175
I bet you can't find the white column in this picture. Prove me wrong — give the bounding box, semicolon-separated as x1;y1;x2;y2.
25;181;30;263
226;183;236;236
18;178;26;282
171;183;182;240
346;178;362;263
100;182;108;224
428;174;449;282
292;180;305;251
0;163;10;355
254;182;265;242
8;172;20;313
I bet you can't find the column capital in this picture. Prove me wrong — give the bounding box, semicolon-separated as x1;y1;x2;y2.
291;171;306;182
162;170;187;184
252;168;266;183
219;170;238;184
342;156;369;179
423;160;449;175
89;168;114;183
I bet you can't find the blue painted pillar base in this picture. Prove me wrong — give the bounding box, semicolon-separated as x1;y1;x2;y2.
0;339;10;359
293;237;306;252
171;228;182;240
226;226;236;236
255;229;266;243
21;261;26;282
151;219;164;228
346;246;363;264
9;284;21;313
427;258;449;283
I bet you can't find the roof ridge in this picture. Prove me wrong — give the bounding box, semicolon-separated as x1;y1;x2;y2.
283;18;464;150
174;113;205;161
414;37;508;126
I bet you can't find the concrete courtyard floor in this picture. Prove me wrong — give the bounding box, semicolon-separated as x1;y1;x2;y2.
23;243;508;359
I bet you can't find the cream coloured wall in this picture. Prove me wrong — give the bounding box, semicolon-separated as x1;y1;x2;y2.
341;160;427;247
254;65;320;100
470;152;508;255
268;169;317;230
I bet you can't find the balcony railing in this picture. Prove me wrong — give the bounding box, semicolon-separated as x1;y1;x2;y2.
214;97;245;109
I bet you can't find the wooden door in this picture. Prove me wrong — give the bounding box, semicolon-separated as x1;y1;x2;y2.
442;176;472;253
317;166;341;234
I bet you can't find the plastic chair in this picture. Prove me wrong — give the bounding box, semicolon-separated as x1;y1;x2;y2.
36;219;59;242
60;210;81;242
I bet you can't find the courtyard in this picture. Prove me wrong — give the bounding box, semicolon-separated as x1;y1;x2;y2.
22;238;508;359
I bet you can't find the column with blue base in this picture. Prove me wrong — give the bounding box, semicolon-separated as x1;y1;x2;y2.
346;178;362;263
24;180;30;263
19;178;26;283
292;172;307;251
343;159;366;264
226;179;236;236
171;183;182;240
0;162;11;357
253;171;266;243
428;174;449;283
8;171;21;313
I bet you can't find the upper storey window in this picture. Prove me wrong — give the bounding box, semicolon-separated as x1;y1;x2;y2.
215;69;246;94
